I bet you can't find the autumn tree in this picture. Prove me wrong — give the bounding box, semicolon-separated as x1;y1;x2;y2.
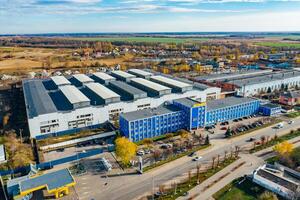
115;137;137;166
141;138;153;147
4;132;34;168
273;141;293;156
258;191;278;200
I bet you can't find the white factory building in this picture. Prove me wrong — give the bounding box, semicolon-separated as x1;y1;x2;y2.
23;69;221;139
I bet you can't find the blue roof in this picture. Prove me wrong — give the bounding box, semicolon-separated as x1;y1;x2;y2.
20;169;74;192
23;79;57;118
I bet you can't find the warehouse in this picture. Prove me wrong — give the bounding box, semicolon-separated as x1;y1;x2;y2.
130;78;172;97
231;70;300;97
92;72;116;85
111;70;136;82
120;96;261;142
150;75;193;93
50;76;71;87
128;68;153;79
23;70;219;139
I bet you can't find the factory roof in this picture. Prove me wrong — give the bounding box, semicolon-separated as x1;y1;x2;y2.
150;75;192;89
131;78;171;92
93;72;116;81
120;105;182;121
207;96;258;111
109;81;147;98
72;74;94;83
111;70;136;79
50;76;71;86
85;82;120;100
23;79;57;118
19;169;75;193
60;85;90;104
196;69;273;82
229;70;300;87
173;98;202;107
128;69;153;77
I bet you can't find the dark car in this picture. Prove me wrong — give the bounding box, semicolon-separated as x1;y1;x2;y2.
188;152;196;157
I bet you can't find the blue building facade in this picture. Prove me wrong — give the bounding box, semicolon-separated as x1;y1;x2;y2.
120;97;261;142
119;105;186;142
259;103;281;116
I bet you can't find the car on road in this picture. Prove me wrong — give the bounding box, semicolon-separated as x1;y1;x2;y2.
192;156;202;161
247;137;256;142
137;150;145;156
288;120;294;124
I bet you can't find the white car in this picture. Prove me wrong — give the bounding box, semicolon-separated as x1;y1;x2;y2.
137;150;145;156
288;120;294;124
193;156;202;161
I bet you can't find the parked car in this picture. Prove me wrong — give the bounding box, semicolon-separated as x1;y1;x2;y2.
220;127;227;130
247;137;256;142
144;149;151;154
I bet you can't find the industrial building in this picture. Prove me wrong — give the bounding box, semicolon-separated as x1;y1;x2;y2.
196;70;300;97
111;70;136;82
150;75;193;93
128;68;153;79
23;70;221;139
7;168;75;199
120;96;260;142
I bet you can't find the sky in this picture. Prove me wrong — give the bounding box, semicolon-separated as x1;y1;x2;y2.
0;0;300;34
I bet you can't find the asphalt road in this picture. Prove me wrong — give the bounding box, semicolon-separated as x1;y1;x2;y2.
76;117;300;200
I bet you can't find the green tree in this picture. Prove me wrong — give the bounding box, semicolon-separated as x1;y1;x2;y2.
115;137;137;165
225;128;232;138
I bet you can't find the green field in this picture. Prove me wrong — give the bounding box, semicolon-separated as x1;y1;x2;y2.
256;42;300;48
69;37;209;44
213;178;282;200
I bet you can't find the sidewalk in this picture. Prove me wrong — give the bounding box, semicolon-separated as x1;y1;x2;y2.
177;154;264;200
178;135;300;200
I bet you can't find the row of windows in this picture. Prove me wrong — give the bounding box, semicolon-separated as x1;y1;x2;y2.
40;119;59;126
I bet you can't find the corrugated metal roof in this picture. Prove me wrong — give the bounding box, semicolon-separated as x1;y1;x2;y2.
112;70;136;78
128;69;153;77
173;98;201;107
131;78;171;92
109;81;147;98
60;85;90;104
73;74;94;83
50;76;71;86
93;72;116;81
85;82;120;100
151;75;192;89
23;79;57;118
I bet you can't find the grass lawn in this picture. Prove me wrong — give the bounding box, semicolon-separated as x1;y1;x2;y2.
250;129;300;153
285;111;300;118
69;37;209;44
213;177;283;200
256;42;300;49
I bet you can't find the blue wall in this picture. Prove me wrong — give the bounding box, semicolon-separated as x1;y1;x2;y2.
206;101;260;125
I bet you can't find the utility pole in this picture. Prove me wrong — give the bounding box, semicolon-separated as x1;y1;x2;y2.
152;177;154;200
0;175;8;200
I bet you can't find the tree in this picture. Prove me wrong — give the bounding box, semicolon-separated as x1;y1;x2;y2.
4;132;34;168
141;138;153;147
153;149;162;162
165;133;173;140
115;137;137;165
225;128;232;138
258;191;278;200
273;141;293;156
179;130;189;139
267;87;272;93
205;135;210;145
260;136;266;145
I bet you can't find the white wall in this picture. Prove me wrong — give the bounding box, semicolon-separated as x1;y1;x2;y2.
28;88;218;138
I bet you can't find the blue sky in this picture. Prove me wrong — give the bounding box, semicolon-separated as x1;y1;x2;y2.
1;0;300;34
